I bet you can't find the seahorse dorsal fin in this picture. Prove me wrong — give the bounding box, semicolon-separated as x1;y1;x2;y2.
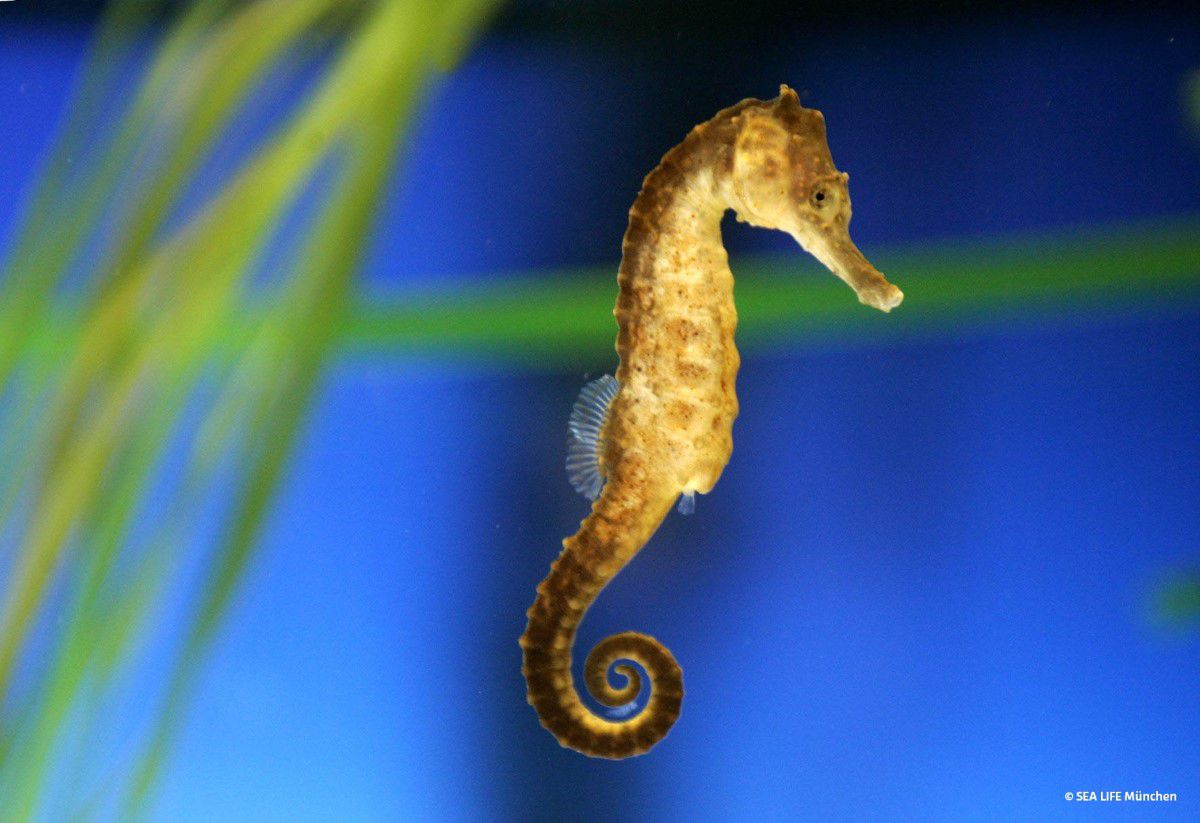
566;374;619;500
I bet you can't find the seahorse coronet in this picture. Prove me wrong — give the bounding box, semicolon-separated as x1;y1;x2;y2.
520;85;902;758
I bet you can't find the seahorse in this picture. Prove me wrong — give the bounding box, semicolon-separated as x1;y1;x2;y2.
520;86;903;759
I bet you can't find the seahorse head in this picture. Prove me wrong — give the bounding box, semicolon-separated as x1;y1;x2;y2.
728;85;903;312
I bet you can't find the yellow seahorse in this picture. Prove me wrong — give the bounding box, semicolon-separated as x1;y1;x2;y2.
521;86;903;758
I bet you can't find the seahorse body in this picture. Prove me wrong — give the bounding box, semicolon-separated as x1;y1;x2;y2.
521;86;903;759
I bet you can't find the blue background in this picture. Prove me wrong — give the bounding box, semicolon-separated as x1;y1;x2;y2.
2;2;1199;820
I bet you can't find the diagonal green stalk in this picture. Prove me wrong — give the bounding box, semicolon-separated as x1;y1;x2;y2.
0;0;234;386
0;6;357;792
120;1;502;814
0;0;403;697
1;0;502;817
0;0;293;587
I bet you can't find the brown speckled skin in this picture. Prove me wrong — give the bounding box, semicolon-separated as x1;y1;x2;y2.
521;86;903;759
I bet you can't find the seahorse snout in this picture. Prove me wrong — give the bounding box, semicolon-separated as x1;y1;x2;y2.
801;226;903;314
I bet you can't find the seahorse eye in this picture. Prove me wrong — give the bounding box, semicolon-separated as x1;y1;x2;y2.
812;188;828;208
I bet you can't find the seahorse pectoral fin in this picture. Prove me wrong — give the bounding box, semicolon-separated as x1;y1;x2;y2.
566;374;620;500
676;491;696;515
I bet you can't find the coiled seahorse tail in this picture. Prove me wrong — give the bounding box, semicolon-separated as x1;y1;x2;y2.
520;488;682;758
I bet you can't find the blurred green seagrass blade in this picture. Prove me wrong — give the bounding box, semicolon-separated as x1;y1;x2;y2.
0;0;502;818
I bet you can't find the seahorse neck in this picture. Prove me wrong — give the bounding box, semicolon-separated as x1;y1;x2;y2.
618;126;738;283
